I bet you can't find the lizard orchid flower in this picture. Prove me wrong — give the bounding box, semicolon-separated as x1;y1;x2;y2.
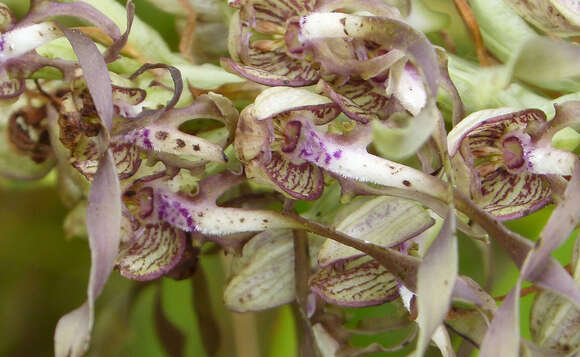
448;106;578;220
52;83;240;279
235;86;449;202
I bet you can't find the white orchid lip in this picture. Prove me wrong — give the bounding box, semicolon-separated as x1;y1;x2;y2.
526;146;576;175
252;86;336;121
0;22;62;62
298;13;351;42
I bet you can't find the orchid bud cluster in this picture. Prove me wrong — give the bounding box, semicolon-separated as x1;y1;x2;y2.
0;0;579;356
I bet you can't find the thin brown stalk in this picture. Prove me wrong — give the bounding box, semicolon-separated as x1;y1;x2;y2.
452;0;491;66
293;229;318;357
494;285;542;301
178;0;197;63
286;197;318;357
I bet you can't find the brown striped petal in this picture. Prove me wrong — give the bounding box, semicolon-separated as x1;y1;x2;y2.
0;78;24;101
6;105;54;164
116;222;186;281
477;169;552;220
310;256;399;307
246;152;324;200
320;79;388;123
71;140;142;181
111;142;142;180
230;0;316;24
221;56;319;87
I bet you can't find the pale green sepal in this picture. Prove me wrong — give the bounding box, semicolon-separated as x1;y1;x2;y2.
469;0;536;62
446;55;549;113
508;36;580;88
175;63;244;90
310;255;398;307
530;289;580;355
224;229;320;312
552;128;580;151
318;196;433;265
405;0;450;33
252;87;333;121
371;99;439;159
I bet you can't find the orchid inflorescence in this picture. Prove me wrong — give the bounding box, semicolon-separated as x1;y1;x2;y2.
1;0;579;356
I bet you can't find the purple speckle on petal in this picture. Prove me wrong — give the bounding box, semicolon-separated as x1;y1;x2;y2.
333;150;342;159
157;194;195;231
324;153;331;164
142;129;153;150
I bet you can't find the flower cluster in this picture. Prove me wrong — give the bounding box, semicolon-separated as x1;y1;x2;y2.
0;0;579;356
